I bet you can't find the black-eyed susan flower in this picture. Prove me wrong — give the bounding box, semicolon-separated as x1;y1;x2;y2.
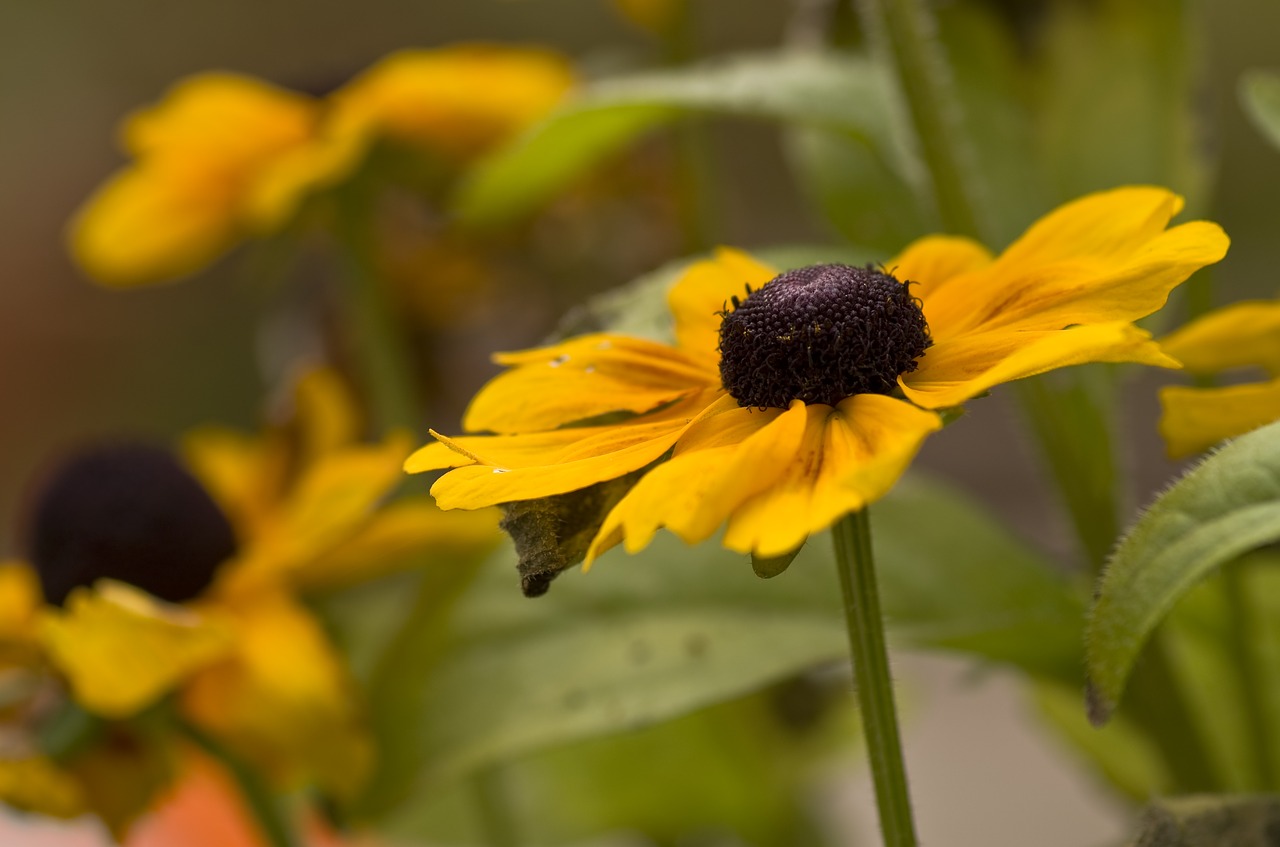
1158;299;1280;458
406;187;1228;568
0;369;497;833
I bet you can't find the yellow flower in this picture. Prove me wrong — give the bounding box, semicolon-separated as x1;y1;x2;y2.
70;74;323;288
407;187;1227;562
1158;300;1280;458
3;369;497;830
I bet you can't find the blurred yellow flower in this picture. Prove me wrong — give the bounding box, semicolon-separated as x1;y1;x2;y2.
1158;299;1280;458
612;0;686;34
407;187;1227;562
69;74;322;288
71;45;575;289
0;369;497;832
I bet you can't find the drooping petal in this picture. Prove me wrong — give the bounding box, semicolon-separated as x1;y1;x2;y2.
901;322;1178;410
0;756;86;819
887;234;993;301
40;582;233;718
723;396;941;557
298;497;500;591
465;334;713;433
1159;379;1280;459
669;248;777;370
585;401;805;563
427;391;733;509
1160;300;1280;377
181;591;372;798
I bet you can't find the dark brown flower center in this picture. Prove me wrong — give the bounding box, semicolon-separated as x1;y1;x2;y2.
25;443;237;606
717;264;931;409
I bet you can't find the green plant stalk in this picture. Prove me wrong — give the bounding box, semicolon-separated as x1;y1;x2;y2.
334;183;422;437
472;765;521;847
181;723;298;847
663;0;717;253
833;510;918;847
1222;561;1277;788
854;0;984;239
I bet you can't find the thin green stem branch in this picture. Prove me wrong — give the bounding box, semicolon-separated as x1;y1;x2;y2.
472;765;521;847
832;510;918;847
181;722;298;847
854;0;985;238
1222;561;1276;788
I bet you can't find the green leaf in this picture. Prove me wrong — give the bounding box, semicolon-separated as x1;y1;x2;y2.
1085;419;1280;725
1125;795;1280;847
1241;70;1280;151
453;52;913;227
347;473;1080;821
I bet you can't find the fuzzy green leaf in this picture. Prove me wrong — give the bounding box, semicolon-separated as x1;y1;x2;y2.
453;52;911;226
1086;419;1280;725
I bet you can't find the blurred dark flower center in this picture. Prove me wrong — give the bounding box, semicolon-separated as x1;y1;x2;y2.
25;443;237;606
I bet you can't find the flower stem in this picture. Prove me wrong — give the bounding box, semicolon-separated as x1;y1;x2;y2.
832;510;918;847
472;765;521;847
181;722;298;847
854;0;985;239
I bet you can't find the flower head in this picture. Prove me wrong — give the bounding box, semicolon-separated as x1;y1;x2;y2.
406;187;1227;572
0;369;497;832
1158;299;1280;458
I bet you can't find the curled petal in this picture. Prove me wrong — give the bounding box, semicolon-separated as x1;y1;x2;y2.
1161;300;1280;377
1159;379;1280;459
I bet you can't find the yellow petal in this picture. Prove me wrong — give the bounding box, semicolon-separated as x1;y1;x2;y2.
669;248;777;371
429;391;733;509
181;592;372;797
0;756;86;819
218;434;411;596
292;367;363;463
0;561;41;644
723;396;941;557
1159;379;1280;459
613;0;685;32
181;426;287;545
466;334;713;434
330;45;575;160
299;497;501;591
40;582;233;718
1160;300;1280;377
585;402;803;564
887;234;993;300
902;322;1178;410
69;159;242;288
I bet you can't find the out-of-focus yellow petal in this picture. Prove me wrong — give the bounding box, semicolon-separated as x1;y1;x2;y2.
330;45;575;160
182;592;372;798
69;160;241;288
71;73;320;288
902;322;1178;410
668;248;777;371
0;756;86;819
586;401;802;564
1161;300;1280;377
722;396;941;557
427;391;731;509
40;582;233;719
181;426;288;546
293;367;363;464
1159;379;1280;459
887;234;993;301
0;561;41;645
465;334;713;434
218;435;411;596
613;0;685;33
299;498;501;591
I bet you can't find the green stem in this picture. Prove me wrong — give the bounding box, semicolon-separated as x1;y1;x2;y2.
334;183;423;436
832;510;918;847
472;765;520;847
1123;634;1218;792
1222;560;1276;788
663;0;716;252
854;0;985;238
181;723;299;847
